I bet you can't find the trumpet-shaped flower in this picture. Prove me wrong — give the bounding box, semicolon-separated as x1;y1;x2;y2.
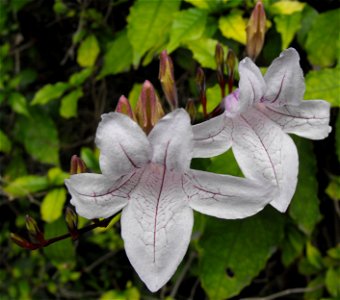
193;48;331;212
65;109;274;292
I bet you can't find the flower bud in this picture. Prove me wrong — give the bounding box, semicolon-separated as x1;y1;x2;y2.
10;233;36;250
196;68;207;118
226;49;236;93
185;98;196;122
246;1;266;61
65;206;79;240
70;155;86;175
159;50;178;110
135;80;164;134
115;95;136;120
25;215;46;245
215;43;226;97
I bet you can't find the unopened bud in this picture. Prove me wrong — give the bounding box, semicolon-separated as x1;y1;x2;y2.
135;80;164;134
215;43;226;97
115;95;136;120
246;1;266;60
159;50;178;110
65;206;79;240
196;68;207;118
25;215;46;245
70;155;86;175
185;99;196;122
10;233;36;250
226;49;236;93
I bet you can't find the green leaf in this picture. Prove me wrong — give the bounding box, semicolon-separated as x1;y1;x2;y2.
207;150;243;177
0;129;12;153
336;114;340;161
47;167;69;186
127;0;180;66
218;11;247;44
3;175;49;198
304;68;340;107
270;1;305;15
81;147;100;173
59;88;83;119
31;82;70;105
186;38;227;69
304;275;324;300
274;12;302;50
325;267;340;297
289;138;322;235
327;245;340;260
99;30;133;78
43;218;75;267
128;83;143;110
69;68;92;86
15;110;60;165
77;34;100;67
305;9;340;67
306;241;324;270
41;188;67;223
167;8;208;53
199;208;284;299
326;176;340;201
297;5;318;47
8;92;30;116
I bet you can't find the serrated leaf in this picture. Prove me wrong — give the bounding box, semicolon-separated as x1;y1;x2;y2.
41;188;67;223
31;82;70;105
167;8;208;53
127;0;180;66
274;12;301;50
0;129;12;153
69;68;92;86
305;9;340;67
99;30;132;78
77;34;100;67
325;267;340;297
8;92;30;116
289;138;322;235
304;68;340;107
15;110;60;165
270;1;305;15
199;208;284;299
4;175;49;198
59;88;83;119
218;11;247;44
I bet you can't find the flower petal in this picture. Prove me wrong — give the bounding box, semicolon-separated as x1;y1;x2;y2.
184;170;274;219
238;57;266;112
65;172;140;219
192;114;233;158
95;112;151;177
232;108;298;212
121;164;193;292
257;100;331;140
263;48;305;106
148;109;193;172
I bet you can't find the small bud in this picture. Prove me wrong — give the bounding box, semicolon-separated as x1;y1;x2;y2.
115;95;136;120
25;215;46;245
70;155;86;175
159;50;178;110
10;233;36;250
185;98;196;122
226;49;236;93
246;1;266;61
65;206;79;240
135;80;164;134
215;43;226;97
196;68;207;118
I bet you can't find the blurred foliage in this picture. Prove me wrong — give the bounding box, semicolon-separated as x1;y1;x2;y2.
0;0;339;299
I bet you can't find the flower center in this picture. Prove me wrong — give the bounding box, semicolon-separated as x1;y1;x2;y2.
223;89;240;117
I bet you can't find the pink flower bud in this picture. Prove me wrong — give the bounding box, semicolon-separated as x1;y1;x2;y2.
25;215;46;245
70;155;87;175
115;95;136;120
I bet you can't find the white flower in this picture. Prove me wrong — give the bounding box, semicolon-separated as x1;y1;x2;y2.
193;48;331;212
65;109;274;292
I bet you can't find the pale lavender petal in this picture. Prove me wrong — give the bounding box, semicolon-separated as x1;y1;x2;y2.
148;109;193;172
65;172;140;219
238;57;266;113
257;100;331;140
232;108;298;212
192;114;233;158
121;164;193;292
95;112;151;177
263;48;305;106
184;170;275;219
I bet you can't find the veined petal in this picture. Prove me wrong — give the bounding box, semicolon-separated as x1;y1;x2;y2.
192;114;233;158
148;109;193;172
184;170;274;219
65;172;140;219
263;48;305;106
121;164;193;292
238;57;266;112
232;108;298;212
95;112;151;177
257;100;331;140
